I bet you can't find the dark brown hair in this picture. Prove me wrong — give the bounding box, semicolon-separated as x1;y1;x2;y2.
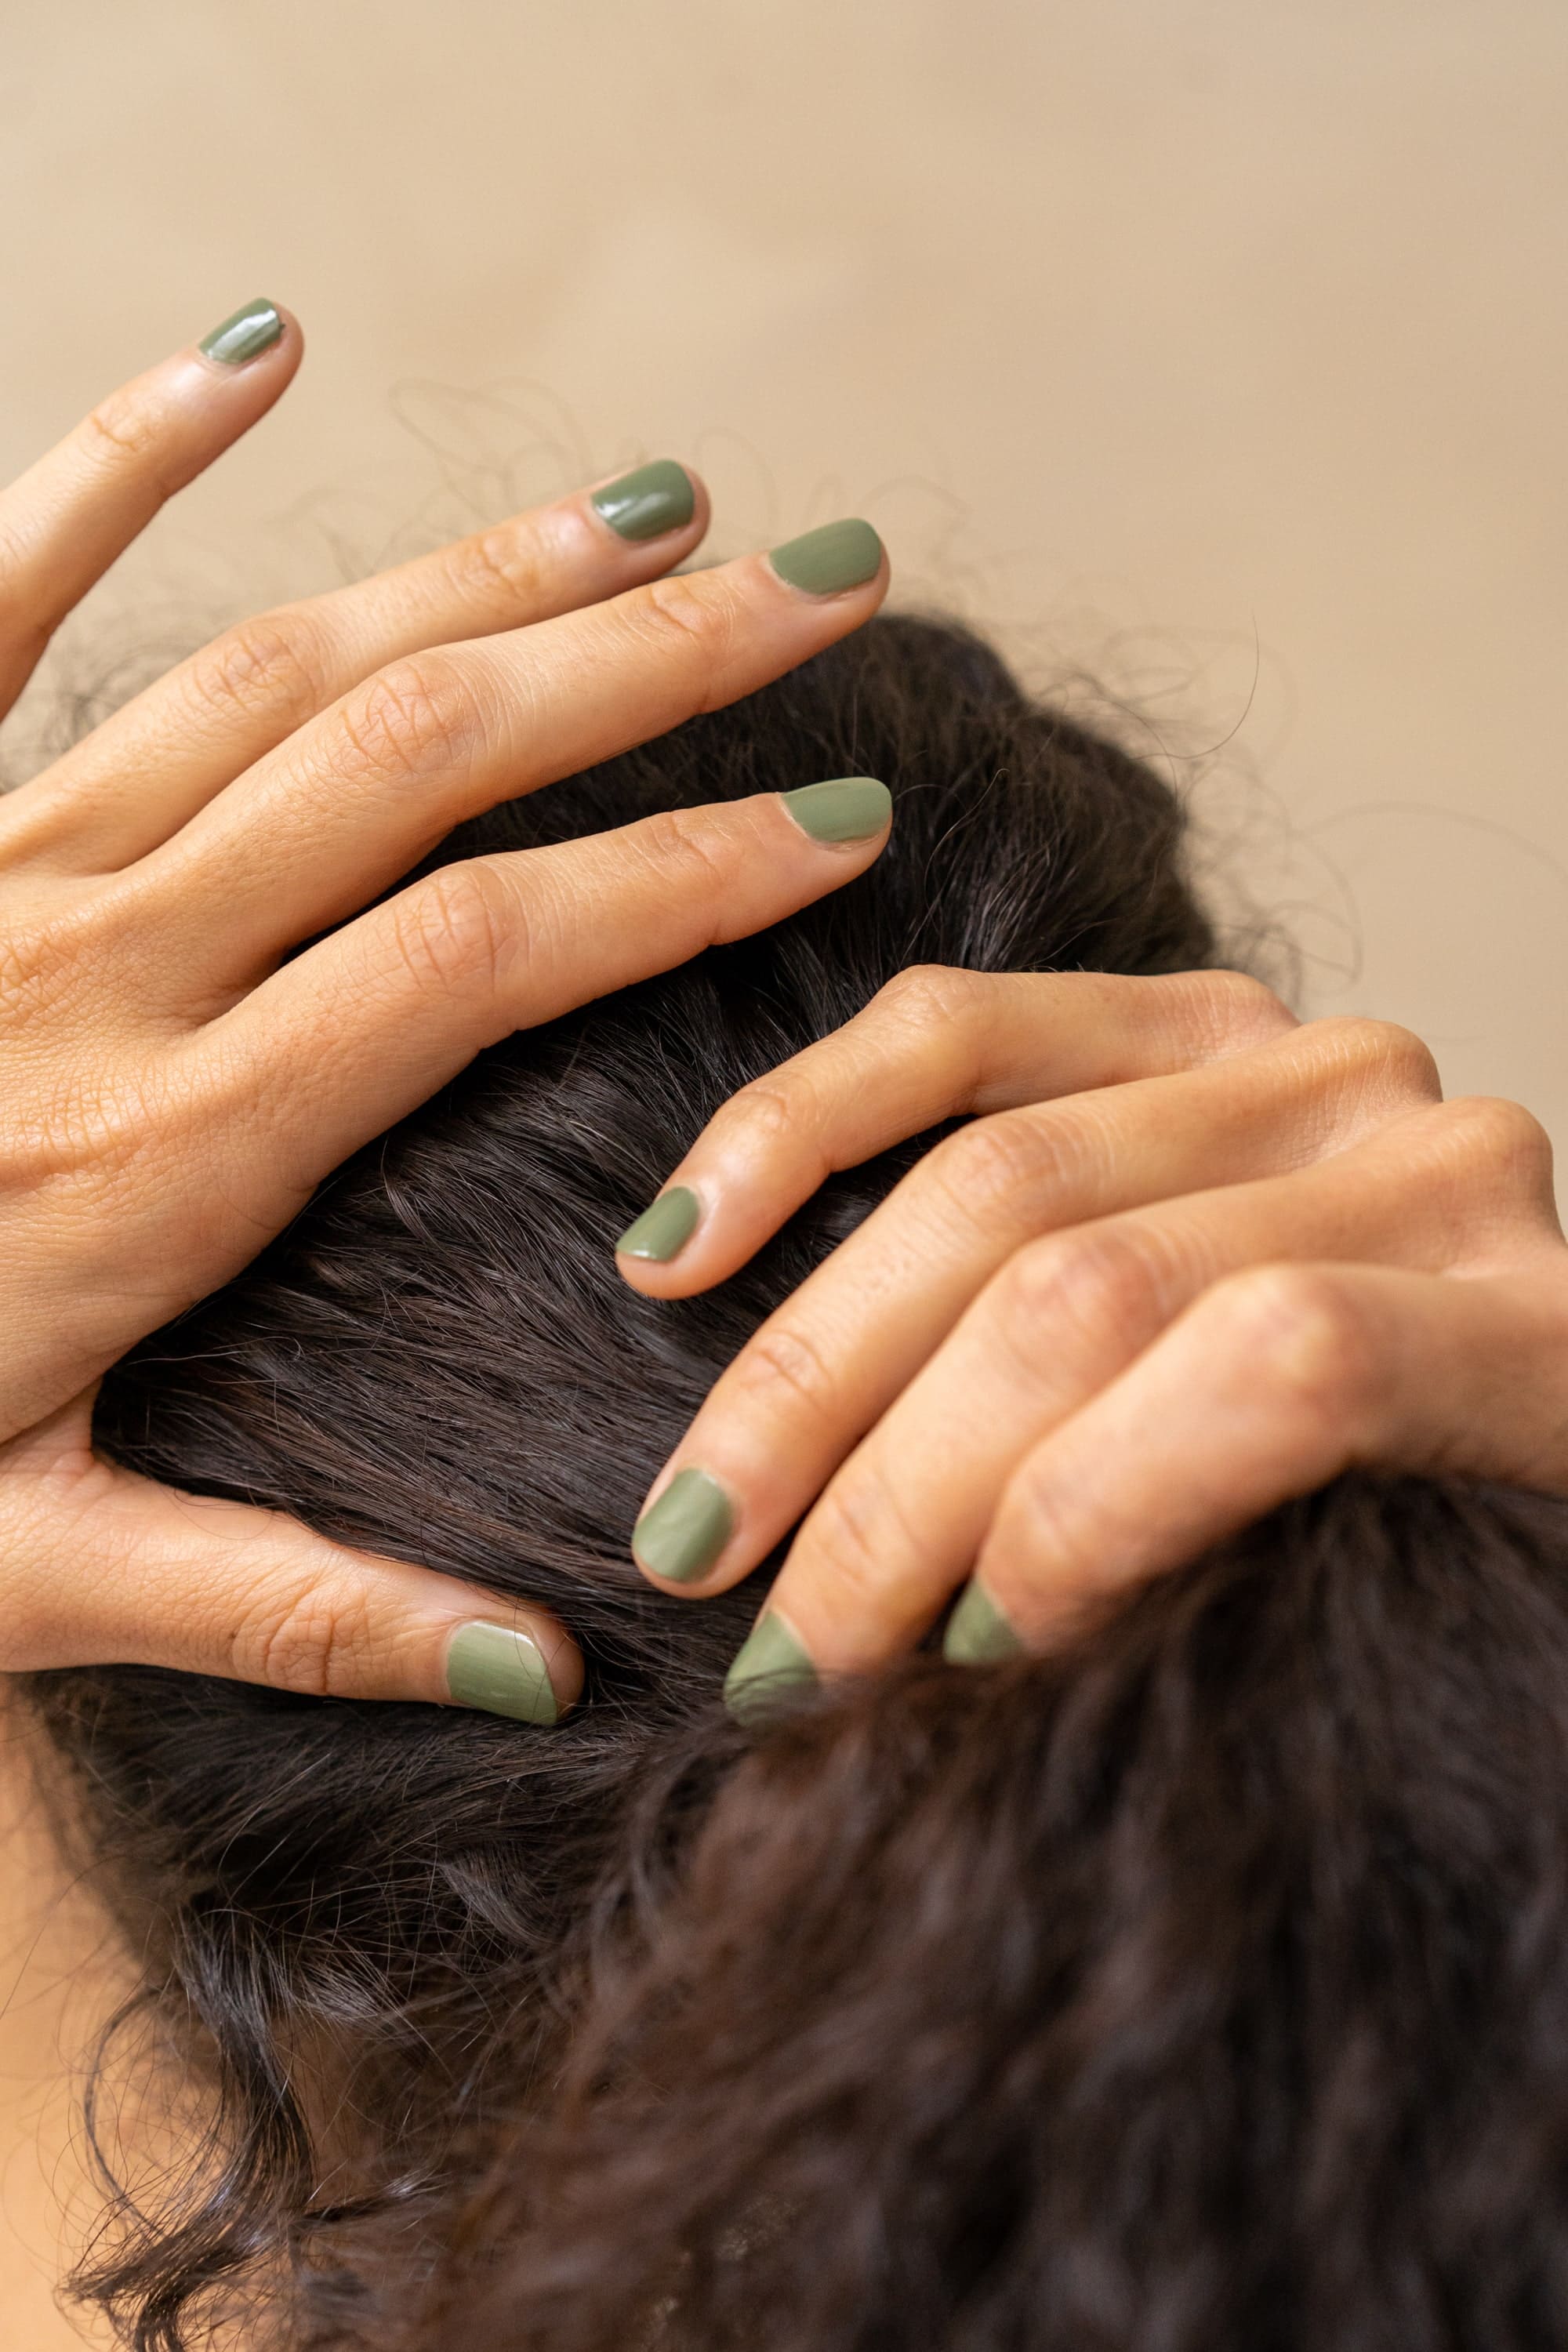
27;615;1568;2350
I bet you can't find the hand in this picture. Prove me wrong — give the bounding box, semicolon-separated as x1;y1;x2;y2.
0;300;891;1721
616;965;1566;1711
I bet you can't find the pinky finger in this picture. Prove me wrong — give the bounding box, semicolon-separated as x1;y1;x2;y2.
955;1258;1568;1657
2;1396;581;1723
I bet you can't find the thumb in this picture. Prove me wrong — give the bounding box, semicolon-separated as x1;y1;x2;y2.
2;1397;582;1725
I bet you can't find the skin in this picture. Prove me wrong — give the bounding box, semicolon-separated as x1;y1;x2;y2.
1;314;1557;2341
0;306;891;1718
622;965;1568;1675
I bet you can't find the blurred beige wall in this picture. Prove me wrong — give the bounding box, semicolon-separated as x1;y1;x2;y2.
3;0;1566;1155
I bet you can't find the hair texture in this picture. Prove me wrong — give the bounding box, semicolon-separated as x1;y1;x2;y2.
24;613;1568;2350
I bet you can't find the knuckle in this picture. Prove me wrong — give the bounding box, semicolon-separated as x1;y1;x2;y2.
387;860;517;1002
928;1109;1074;1223
802;1468;924;1614
633;572;736;670
240;1576;374;1699
0;916;74;1014
336;653;478;783
1434;1094;1557;1205
1316;1014;1443;1104
1205;1264;1377;1426
994;1225;1171;1363
1173;967;1294;1054
722;1078;810;1156
186;610;328;730
81;387;167;477
729;1316;841;1434
635;801;740;898
874;962;987;1030
448;521;546;615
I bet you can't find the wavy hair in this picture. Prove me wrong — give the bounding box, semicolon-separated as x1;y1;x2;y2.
27;615;1568;2350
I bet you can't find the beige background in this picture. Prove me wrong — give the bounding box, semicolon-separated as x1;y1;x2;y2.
0;1;1566;2332
4;2;1567;1129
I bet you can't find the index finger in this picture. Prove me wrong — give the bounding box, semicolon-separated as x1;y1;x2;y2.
202;777;895;1193
612;968;1294;1291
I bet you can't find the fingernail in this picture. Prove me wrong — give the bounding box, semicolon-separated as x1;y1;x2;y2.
724;1611;818;1723
590;459;696;542
198;298;284;368
781;776;891;844
445;1621;560;1724
768;517;883;597
633;1468;734;1584
616;1185;700;1261
942;1580;1025;1666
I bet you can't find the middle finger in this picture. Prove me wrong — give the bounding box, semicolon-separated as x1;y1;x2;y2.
5;461;708;874
628;1016;1442;1594
131;521;887;1000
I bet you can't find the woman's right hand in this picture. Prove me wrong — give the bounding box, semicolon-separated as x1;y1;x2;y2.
0;300;890;1723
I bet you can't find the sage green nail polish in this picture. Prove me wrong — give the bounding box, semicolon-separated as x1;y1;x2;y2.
634;1468;733;1584
768;517;883;597
198;298;284;367
616;1185;700;1261
446;1622;558;1724
781;776;891;844
942;1581;1025;1666
590;459;696;542
724;1612;818;1723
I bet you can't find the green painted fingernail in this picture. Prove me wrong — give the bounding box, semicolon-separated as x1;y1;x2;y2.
634;1468;734;1584
616;1185;700;1261
942;1581;1025;1666
590;458;696;542
724;1611;818;1723
781;776;891;844
445;1621;559;1724
198;298;284;367
768;517;883;596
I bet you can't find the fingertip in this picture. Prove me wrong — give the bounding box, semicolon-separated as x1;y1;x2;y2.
632;1466;735;1589
615;1183;702;1269
779;775;892;848
444;1613;583;1725
537;1615;586;1715
587;457;707;547
616;1250;728;1300
766;517;886;601
614;1195;753;1299
191;296;291;371
942;1578;1025;1665
271;303;306;371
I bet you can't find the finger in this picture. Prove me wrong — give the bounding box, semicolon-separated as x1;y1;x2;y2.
966;1256;1568;1653
631;1017;1447;1600
131;519;888;995
7;459;710;873
194;781;895;1212
613;966;1295;1289
724;1093;1553;1690
0;301;300;720
2;1399;582;1719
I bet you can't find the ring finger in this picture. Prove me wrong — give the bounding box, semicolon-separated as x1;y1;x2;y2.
722;1093;1546;1697
5;457;710;873
130;521;888;997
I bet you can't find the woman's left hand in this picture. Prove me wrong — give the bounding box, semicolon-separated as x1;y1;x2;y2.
615;965;1568;1711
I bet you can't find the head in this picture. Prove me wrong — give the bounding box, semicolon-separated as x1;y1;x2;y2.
26;613;1568;2351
